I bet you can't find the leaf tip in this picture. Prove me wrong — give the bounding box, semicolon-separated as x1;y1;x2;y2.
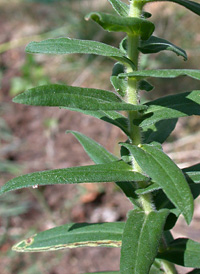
12;93;24;104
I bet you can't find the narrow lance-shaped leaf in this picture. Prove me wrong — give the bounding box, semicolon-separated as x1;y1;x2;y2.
13;84;147;112
163;0;200;16
119;69;200;80
107;0;129;16
26;38;134;68
0;161;148;195
140;90;200;128
85;12;155;40
138;36;187;60
157;238;200;268
67;130;118;164
120;209;169;274
67;131;140;207
13;222;125;252
143;0;200;16
122;143;194;224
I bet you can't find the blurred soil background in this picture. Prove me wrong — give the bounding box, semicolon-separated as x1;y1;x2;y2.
0;0;199;273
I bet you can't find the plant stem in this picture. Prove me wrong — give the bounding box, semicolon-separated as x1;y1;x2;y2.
127;0;153;213
126;5;177;272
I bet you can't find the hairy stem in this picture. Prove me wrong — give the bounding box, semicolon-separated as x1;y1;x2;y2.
127;0;153;213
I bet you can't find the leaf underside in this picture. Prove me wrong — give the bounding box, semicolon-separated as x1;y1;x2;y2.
139;36;187;60
85;12;155;40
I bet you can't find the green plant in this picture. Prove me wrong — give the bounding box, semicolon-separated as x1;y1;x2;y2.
1;0;200;273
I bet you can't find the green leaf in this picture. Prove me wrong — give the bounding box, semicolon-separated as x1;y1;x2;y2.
67;131;118;164
66;131;140;207
110;76;127;97
107;0;129;16
13;222;125;252
121;143;194;224
140;90;200;128
26;37;122;57
68;109;129;136
119;69;200;80
183;163;200;183
143;0;200;16
142;119;178;144
138;36;187;60
163;0;200;16
120;209;169;274
0;161;148;195
26;38;133;68
13;84;147;111
158;238;200;268
85;12;155;40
